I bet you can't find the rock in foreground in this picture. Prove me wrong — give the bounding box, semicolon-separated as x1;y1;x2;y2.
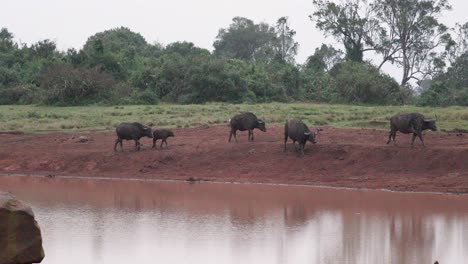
0;192;44;264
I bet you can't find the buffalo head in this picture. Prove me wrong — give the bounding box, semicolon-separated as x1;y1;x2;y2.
257;120;267;132
423;118;437;131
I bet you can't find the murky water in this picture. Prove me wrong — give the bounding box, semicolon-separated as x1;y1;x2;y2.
1;176;467;264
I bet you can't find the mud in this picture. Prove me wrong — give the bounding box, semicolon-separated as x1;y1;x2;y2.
0;126;467;193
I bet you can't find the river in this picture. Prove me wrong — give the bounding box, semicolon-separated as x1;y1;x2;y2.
1;175;467;264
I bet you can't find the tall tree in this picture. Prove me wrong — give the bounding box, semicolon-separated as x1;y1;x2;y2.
274;17;299;63
373;0;452;85
213;17;277;63
447;22;468;64
310;0;377;62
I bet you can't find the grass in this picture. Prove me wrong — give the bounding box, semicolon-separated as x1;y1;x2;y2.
0;103;466;132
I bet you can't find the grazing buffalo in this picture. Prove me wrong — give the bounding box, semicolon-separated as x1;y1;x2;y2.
284;119;319;156
114;122;153;151
228;112;266;142
386;113;437;147
152;129;175;149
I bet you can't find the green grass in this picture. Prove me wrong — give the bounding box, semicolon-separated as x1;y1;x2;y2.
0;103;466;132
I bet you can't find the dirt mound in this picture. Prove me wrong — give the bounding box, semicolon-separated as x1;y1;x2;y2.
0;126;467;193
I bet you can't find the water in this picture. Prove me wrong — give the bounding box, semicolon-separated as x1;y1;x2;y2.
1;176;467;264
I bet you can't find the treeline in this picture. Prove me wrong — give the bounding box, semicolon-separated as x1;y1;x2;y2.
0;3;466;106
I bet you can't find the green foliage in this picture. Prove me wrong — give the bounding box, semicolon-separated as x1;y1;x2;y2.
329;61;402;104
419;52;468;106
0;84;37;104
213;17;277;63
305;44;343;72
39;64;116;105
213;16;298;64
0;19;463;107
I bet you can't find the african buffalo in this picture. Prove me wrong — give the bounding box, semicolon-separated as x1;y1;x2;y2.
284;119;319;156
152;129;175;149
114;122;153;151
386;113;437;147
228;112;266;143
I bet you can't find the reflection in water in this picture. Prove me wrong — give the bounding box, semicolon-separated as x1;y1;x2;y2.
1;176;467;264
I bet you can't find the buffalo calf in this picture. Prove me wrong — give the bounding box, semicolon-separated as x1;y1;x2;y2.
152;129;175;149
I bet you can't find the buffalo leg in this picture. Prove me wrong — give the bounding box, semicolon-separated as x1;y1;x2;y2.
233;130;238;143
411;133;417;147
249;130;254;142
284;134;288;152
114;138;121;151
386;129;394;144
152;138;157;149
229;129;238;143
417;132;425;147
160;139;168;149
300;144;305;156
134;139;140;151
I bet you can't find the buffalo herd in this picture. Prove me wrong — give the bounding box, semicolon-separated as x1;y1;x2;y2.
114;112;438;155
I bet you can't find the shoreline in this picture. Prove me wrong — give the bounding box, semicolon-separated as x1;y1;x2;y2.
1;172;467;196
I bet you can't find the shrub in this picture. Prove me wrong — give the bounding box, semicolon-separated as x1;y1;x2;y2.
330;61;402;104
0;84;37;104
39;64;116;105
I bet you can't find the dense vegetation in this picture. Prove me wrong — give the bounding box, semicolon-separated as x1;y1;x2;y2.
0;0;466;106
1;103;466;132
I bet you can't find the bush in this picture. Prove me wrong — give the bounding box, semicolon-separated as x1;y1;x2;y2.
0;84;37;104
39;64;116;105
330;61;402;104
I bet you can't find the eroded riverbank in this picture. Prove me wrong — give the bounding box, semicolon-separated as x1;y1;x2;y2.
0;126;467;193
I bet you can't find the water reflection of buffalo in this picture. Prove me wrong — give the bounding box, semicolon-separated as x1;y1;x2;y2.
114;122;153;151
386;113;437;147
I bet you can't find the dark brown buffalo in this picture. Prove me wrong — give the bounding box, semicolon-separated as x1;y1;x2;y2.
114;122;153;151
386;113;437;147
284;119;319;156
228;112;266;143
152;129;175;149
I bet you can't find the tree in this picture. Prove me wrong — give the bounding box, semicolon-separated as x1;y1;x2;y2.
274;17;299;63
82;27;149;80
373;0;452;85
30;39;58;59
165;41;210;57
213;17;277;63
310;0;377;62
419;51;468;106
447;22;468;65
0;28;20;68
305;44;344;72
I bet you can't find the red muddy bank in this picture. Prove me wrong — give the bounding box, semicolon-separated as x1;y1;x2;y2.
0;126;467;193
